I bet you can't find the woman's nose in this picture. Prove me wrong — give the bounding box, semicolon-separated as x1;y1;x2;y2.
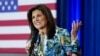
34;17;39;21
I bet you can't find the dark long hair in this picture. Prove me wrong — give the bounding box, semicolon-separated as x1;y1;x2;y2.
27;4;56;56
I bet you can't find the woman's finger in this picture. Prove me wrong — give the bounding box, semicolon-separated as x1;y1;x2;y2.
76;20;79;28
73;20;76;29
72;21;74;30
78;21;82;29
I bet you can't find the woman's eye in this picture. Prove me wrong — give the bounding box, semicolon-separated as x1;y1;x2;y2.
37;15;42;17
32;16;35;19
32;14;42;19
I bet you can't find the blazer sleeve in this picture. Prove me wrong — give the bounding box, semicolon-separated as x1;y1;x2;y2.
61;29;79;55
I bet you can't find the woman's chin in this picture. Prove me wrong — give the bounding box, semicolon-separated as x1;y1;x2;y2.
35;26;46;30
35;27;42;29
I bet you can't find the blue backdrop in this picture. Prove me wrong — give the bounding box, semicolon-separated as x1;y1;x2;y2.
57;0;100;56
84;0;100;56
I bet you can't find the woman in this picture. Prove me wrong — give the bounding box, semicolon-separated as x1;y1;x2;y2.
25;4;82;56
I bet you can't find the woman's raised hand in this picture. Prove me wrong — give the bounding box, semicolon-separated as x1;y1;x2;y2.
71;20;82;41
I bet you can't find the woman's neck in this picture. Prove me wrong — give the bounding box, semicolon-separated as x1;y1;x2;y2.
39;27;47;35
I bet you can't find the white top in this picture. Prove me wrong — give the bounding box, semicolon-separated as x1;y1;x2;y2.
40;34;47;54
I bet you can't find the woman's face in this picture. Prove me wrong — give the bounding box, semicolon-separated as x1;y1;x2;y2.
32;9;47;30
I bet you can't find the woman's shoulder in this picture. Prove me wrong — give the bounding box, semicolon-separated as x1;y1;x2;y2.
54;26;71;44
56;26;69;34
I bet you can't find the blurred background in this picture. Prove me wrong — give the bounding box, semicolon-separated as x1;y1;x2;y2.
0;0;100;56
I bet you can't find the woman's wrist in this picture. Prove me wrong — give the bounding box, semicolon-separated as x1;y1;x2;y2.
71;36;77;45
